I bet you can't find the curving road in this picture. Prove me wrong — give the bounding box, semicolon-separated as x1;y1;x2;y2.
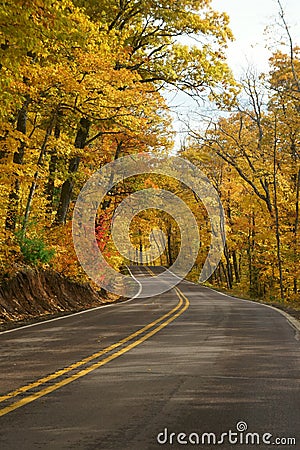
0;266;299;449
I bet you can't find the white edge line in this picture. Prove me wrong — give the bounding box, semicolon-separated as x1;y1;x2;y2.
126;265;142;300
0;269;142;336
202;285;300;334
164;266;183;281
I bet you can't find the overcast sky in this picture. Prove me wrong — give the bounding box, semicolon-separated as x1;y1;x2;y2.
211;0;300;75
168;0;300;147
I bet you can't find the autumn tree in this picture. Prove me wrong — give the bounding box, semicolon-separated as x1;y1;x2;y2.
266;49;300;295
53;0;236;224
0;0;237;284
0;0;166;271
184;53;300;302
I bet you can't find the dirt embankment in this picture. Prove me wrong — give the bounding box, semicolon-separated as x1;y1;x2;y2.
0;269;111;330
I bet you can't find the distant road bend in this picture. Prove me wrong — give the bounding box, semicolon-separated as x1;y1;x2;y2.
0;266;299;449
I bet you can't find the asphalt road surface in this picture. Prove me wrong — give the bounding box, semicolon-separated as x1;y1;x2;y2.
0;266;299;449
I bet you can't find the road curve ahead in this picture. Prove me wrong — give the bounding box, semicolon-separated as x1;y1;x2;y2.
0;266;299;449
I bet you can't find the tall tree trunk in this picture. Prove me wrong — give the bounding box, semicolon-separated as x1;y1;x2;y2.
248;212;259;297
138;228;143;264
22;120;54;238
232;250;240;283
225;204;235;287
223;242;233;289
167;224;173;266
55;117;90;225
100;140;123;212
151;228;164;266
220;261;229;286
46;152;58;213
273;118;285;300
46;113;62;214
5;99;30;230
217;264;223;284
293;169;300;294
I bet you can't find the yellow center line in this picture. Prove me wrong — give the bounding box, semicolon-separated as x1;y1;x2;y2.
0;296;183;404
145;266;154;276
0;286;189;417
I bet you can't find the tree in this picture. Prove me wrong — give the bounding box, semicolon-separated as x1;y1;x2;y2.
184;53;300;301
53;0;236;224
0;0;175;274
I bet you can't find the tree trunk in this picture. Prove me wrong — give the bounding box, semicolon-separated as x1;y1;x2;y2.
46;152;58;213
220;261;229;287
293;169;299;294
248;212;259;297
167;225;173;266
138;228;143;265
232;250;240;283
223;242;233;289
55;117;90;225
46;114;62;214
272;118;285;300
151;228;164;266
22;121;54;238
5;99;30;230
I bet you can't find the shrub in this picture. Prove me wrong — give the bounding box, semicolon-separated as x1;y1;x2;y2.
19;236;55;265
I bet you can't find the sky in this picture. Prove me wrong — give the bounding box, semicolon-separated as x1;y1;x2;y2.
167;0;300;148
211;0;300;75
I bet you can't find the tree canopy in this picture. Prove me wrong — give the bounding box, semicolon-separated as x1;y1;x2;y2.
1;0;298;306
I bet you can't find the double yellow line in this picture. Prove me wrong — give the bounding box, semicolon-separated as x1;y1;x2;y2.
0;277;189;417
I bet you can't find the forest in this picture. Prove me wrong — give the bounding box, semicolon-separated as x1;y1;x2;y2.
0;0;299;308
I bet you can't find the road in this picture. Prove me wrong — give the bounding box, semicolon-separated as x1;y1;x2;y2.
0;266;299;449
